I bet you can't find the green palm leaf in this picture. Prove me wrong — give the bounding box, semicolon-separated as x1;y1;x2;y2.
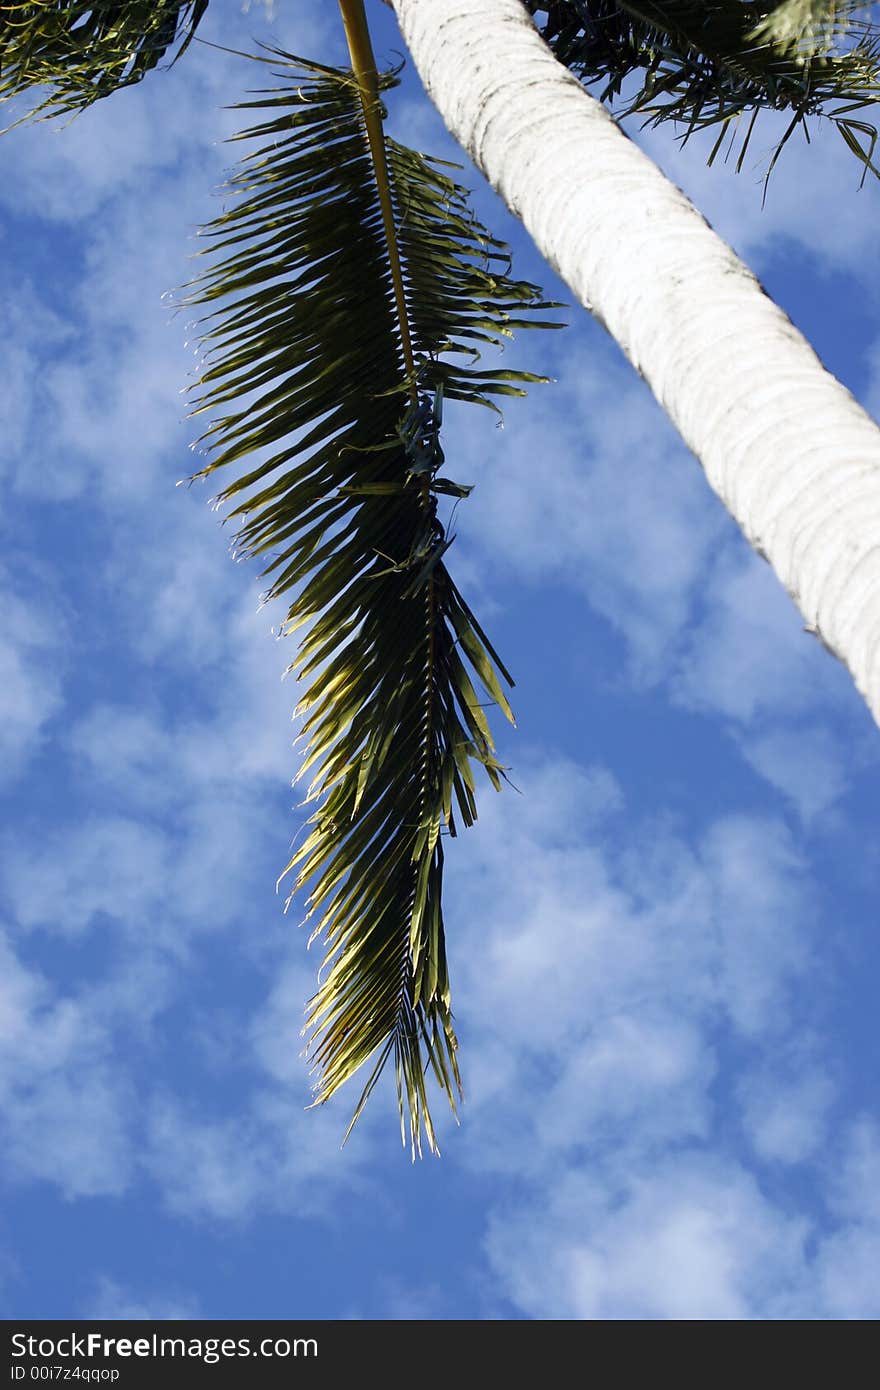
529;1;880;179
0;1;208;122
181;47;560;1153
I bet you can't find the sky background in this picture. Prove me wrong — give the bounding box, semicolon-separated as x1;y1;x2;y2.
1;0;879;1320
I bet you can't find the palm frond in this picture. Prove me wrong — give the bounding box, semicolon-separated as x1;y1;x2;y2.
527;1;880;180
0;0;208;122
749;0;863;54
180;49;561;1153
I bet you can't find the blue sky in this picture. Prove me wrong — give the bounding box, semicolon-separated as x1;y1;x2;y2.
1;0;879;1320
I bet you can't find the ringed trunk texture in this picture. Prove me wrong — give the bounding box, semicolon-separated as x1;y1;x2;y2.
391;0;880;726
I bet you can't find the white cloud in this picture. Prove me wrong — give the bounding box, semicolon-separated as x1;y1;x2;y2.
144;1079;369;1222
700;813;811;1037
0;345;35;471
825;1118;880;1226
7;576;298;947
737;723;854;823
431;757;818;1185
85;1276;198;1321
452;759;810;1056
352;1279;457;1321
8;185;215;509
146;1101;271;1221
0;901;370;1214
0;276;72;478
4;817;170;937
2;791;297;947
483;1118;880;1320
68;706;173;807
671;548;853;723
451;348;726;683
816;1222;880;1319
815;1121;880;1317
866;337;880;420
0;931;133;1197
140;948;392;1223
738;1065;835;1165
5;1070;133;1198
0;573;66;787
249;961;314;1087
485;1157;810;1320
534;1013;715;1156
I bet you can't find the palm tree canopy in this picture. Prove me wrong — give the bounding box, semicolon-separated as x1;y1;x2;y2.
527;1;880;176
0;0;209;121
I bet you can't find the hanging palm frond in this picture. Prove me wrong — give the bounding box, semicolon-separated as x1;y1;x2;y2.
0;1;209;122
527;1;880;180
180;47;561;1153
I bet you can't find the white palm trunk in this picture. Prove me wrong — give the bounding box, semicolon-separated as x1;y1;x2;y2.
392;0;880;726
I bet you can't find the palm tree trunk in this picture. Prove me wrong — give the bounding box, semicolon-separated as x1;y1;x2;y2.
391;0;880;727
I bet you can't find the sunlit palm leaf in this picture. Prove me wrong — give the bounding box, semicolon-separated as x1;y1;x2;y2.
749;0;864;53
528;1;880;179
181;50;560;1153
0;0;208;121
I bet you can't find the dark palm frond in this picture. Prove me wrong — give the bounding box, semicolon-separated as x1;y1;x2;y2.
527;1;880;179
180;50;561;1154
0;1;209;122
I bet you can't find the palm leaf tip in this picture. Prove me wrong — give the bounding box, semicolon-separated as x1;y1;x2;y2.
0;0;209;123
181;49;562;1154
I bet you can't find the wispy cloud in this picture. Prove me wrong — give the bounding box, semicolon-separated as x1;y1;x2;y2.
0;929;133;1196
85;1276;198;1321
0;569;66;788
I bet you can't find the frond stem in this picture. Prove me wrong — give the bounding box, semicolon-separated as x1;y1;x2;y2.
340;1;442;1145
338;0;417;398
